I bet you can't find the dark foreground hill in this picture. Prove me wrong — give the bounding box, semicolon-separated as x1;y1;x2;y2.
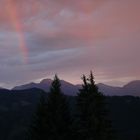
0;88;140;140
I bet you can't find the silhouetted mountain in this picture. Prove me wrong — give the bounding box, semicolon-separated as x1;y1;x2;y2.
13;79;140;96
98;80;140;96
123;80;140;96
13;79;52;92
98;83;122;95
12;79;52;91
13;79;78;96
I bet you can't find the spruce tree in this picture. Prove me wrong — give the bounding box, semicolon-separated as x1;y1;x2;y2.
76;71;113;140
27;75;71;140
44;75;71;140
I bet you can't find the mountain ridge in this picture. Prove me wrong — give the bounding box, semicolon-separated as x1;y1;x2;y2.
12;79;140;96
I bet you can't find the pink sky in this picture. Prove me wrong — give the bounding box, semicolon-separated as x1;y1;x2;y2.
0;0;140;88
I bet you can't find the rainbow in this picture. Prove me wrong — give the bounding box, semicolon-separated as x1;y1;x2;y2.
6;0;28;63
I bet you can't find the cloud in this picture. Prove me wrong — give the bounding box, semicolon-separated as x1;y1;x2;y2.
0;0;140;88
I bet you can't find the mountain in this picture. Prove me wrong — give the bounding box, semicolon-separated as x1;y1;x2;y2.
98;83;122;95
13;79;78;96
13;79;140;96
98;80;140;96
13;79;52;92
123;80;140;96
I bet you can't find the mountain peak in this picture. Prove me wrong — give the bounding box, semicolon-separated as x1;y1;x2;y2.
124;80;140;88
40;79;52;84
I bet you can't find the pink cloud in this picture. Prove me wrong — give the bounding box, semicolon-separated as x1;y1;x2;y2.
0;0;140;87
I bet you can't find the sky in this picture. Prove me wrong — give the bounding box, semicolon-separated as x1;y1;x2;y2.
0;0;140;88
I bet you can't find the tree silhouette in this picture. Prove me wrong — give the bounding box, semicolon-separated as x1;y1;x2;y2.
44;75;71;140
76;71;113;140
27;75;71;140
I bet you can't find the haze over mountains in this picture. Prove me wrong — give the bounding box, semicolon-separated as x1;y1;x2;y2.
12;79;140;96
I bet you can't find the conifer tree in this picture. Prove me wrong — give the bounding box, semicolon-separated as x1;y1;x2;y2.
44;75;71;140
76;71;113;140
27;75;71;140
